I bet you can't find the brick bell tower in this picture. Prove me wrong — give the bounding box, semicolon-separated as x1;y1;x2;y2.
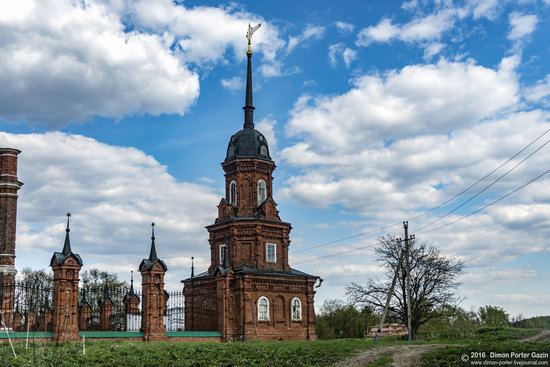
183;24;319;341
0;148;23;329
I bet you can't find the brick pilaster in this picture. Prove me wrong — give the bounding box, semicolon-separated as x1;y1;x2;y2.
0;148;23;329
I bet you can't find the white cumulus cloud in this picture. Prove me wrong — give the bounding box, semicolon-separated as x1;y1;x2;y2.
328;43;358;68
287;25;325;53
220;76;243;91
132;0;285;66
507;12;538;41
0;0;199;127
356;9;457;46
334;21;355;33
0;0;289;126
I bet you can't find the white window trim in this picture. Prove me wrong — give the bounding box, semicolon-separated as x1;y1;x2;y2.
229;180;237;206
266;243;276;263
219;244;227;265
257;179;267;205
291;297;302;321
258;296;270;321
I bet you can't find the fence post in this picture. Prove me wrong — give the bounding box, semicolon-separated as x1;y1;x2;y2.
123;271;141;331
139;223;167;341
50;213;83;342
99;286;113;331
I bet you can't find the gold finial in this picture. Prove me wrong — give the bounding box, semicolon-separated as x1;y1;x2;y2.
246;23;261;55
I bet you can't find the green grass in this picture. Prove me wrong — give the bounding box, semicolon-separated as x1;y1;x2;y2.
1;327;545;366
0;339;374;367
421;327;550;367
368;353;393;367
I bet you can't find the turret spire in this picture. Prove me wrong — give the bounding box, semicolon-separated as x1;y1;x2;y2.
62;212;72;256
243;23;261;130
148;222;158;262
130;270;135;295
191;256;195;278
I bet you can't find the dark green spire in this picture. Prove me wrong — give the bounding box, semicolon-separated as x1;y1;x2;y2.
62;212;72;256
148;222;158;262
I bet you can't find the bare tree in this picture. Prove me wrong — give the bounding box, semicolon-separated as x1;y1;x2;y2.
346;235;464;337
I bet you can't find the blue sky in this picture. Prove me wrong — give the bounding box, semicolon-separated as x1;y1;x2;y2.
0;0;549;317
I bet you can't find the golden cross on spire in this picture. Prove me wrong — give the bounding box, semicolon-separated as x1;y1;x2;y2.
246;23;261;54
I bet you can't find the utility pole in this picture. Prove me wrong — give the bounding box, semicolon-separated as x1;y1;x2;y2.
376;224;415;342
378;237;405;337
403;221;415;342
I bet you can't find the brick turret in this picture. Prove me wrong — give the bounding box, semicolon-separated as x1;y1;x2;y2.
50;213;83;341
139;223;167;341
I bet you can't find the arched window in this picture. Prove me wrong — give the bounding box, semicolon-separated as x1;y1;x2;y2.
258;296;269;321
229;180;237;206
257;180;267;205
291;298;302;321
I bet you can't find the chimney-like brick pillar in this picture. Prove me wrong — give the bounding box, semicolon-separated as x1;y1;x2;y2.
40;307;52;331
78;302;91;331
140;266;167;341
12;309;22;331
51;259;81;341
99;297;113;331
0;148;23;329
124;295;140;315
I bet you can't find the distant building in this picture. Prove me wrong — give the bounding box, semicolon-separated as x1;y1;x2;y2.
368;323;407;338
182;34;319;341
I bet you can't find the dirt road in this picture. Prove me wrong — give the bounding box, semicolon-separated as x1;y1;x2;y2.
334;330;550;366
521;329;550;343
333;344;445;367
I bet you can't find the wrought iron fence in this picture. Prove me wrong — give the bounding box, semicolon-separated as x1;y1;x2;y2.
165;289;185;331
0;280;53;332
1;277;190;333
78;285;141;331
78;286;186;332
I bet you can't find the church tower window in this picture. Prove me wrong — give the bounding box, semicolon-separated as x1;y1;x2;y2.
229;180;237;206
257;180;266;205
266;243;276;263
219;244;227;265
258;296;269;321
291;298;302;321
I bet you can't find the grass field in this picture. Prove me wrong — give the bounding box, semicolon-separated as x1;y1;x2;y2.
421;327;550;367
0;328;547;366
0;338;373;367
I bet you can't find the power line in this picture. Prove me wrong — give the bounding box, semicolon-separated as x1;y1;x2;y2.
294;240;378;265
291;222;401;254
415;136;550;233
408;127;550;222
417;168;550;235
290;128;550;255
294;169;549;265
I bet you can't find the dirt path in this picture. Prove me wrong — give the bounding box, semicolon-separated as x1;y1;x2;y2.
333;344;446;367
521;329;550;343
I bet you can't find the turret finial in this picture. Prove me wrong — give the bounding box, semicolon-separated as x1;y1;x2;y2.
246;23;261;55
243;23;261;130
